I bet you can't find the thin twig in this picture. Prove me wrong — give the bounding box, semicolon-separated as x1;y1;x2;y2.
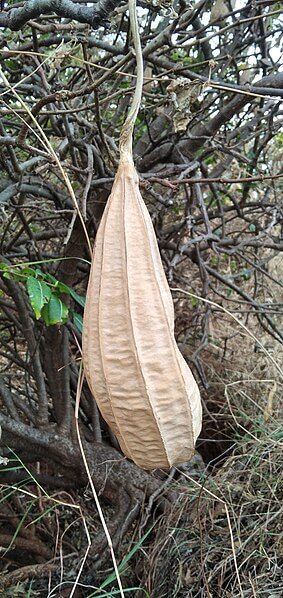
170;288;283;380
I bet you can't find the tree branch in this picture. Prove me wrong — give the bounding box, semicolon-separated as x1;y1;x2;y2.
0;0;121;30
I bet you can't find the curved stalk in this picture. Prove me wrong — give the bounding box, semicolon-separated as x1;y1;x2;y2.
120;0;143;158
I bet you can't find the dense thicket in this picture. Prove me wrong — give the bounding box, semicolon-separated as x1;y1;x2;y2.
0;1;282;594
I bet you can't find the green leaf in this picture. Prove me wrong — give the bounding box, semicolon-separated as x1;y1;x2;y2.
34;268;45;278
26;277;52;319
72;311;83;332
55;281;71;295
44;273;70;293
21;267;36;277
69;287;85;308
190;296;198;308
41;295;69;326
43;272;57;284
3;499;36;556
89;588;149;597
0;262;9;272
12;270;29;282
97;525;155;593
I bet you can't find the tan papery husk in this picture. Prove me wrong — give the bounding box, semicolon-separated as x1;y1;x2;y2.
82;152;202;469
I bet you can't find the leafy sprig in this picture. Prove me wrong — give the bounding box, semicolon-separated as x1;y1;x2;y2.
0;262;84;330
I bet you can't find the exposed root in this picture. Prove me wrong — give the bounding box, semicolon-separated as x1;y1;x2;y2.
0;562;58;590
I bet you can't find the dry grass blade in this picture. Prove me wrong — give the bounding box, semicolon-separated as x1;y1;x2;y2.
142;412;282;596
75;363;125;598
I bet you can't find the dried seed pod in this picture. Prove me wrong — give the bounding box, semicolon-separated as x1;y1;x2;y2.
82;0;201;469
82;153;202;469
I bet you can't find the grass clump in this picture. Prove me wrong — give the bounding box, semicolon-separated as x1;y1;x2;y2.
137;386;282;597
